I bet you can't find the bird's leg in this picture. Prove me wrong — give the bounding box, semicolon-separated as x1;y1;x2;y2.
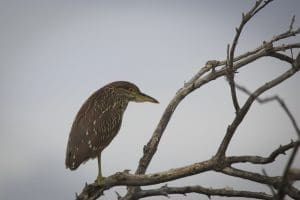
96;153;106;186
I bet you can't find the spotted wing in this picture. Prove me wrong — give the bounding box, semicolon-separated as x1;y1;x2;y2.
65;92;122;170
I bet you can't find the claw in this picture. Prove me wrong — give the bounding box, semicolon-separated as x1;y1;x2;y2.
95;175;106;186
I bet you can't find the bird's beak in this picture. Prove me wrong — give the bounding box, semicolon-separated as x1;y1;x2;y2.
135;92;159;103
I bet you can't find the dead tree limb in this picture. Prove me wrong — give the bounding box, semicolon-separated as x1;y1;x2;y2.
235;84;300;136
137;185;273;200
75;1;300;199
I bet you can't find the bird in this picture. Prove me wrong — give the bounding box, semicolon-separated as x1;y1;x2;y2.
65;81;159;185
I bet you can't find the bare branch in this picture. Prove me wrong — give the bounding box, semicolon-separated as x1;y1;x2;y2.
229;0;273;67
75;2;300;200
180;19;300;87
222;167;280;186
227;140;299;164
228;0;274;65
137;185;273;200
268;52;294;64
295;52;300;68
227;43;240;113
77;160;214;200
287;168;300;181
216;64;299;158
189;36;300;86
226;1;274;113
224;14;300;71
276;142;300;199
221;167;300;199
271;16;300;44
194;41;299;83
76;140;299;200
273;43;300;52
77;45;300;200
235;84;300;137
227;71;240;113
289;15;295;30
262;169;276;196
229;42;300;70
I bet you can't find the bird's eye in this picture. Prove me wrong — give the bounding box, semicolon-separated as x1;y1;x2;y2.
128;88;135;93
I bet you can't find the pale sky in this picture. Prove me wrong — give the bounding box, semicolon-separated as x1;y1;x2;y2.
0;0;299;199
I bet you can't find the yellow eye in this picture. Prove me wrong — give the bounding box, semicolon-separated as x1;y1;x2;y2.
128;88;135;92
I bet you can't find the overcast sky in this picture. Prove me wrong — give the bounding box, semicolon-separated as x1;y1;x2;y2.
0;0;299;199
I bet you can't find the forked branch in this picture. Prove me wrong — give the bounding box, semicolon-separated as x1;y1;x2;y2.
76;1;300;199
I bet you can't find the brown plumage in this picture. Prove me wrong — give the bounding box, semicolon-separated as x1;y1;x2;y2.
65;81;158;183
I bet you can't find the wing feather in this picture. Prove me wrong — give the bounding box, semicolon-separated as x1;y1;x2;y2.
65;89;123;170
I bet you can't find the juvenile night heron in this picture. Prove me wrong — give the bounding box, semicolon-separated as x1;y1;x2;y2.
65;81;158;185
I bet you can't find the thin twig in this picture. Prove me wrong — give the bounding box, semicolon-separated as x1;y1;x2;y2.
271;16;300;44
227;140;299;164
235;84;300;137
216;64;299;158
227;43;240;113
226;0;275;114
276;142;300;199
262;169;276;196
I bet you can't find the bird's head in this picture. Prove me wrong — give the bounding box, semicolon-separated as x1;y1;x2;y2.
111;81;159;103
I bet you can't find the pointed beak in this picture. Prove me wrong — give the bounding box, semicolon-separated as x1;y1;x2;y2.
135;92;159;103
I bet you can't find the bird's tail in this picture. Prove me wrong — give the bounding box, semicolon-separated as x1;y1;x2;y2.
65;145;78;170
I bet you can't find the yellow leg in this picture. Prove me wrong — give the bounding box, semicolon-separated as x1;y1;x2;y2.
96;153;105;186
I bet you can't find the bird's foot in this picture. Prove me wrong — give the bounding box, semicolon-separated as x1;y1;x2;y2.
95;175;106;187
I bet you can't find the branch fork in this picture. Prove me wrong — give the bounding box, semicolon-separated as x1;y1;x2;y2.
76;1;300;199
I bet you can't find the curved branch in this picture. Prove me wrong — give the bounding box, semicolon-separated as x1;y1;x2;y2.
226;0;275;113
268;52;294;64
229;0;274;66
216;63;299;158
235;84;300;136
75;2;300;200
227;140;299;164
